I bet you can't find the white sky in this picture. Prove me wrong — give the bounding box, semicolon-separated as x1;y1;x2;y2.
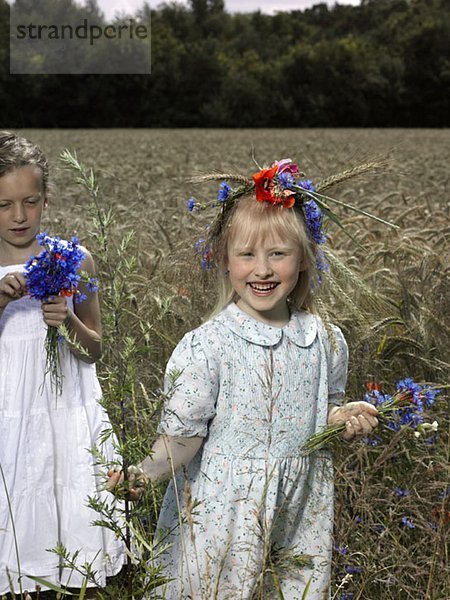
88;0;360;19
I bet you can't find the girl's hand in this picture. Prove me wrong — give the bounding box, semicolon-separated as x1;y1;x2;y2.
106;467;148;501
328;401;379;440
42;296;68;327
0;272;27;309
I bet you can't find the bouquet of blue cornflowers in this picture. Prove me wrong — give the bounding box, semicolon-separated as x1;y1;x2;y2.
301;378;441;455
24;233;99;395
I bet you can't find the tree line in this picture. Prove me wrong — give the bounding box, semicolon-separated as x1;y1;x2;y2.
1;0;449;127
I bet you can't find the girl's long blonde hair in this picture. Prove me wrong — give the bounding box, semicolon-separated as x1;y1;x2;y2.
208;194;319;317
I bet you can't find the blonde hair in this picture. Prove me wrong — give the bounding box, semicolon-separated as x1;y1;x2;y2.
209;195;318;317
0;131;49;192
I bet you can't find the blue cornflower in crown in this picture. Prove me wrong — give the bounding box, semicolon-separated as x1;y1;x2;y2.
24;233;99;395
186;157;397;273
217;182;231;203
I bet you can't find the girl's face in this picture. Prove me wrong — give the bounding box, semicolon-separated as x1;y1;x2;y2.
0;166;46;258
226;231;304;327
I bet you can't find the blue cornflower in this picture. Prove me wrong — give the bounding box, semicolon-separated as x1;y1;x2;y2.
422;386;440;408
397;377;423;409
36;231;50;246
386;421;401;432
298;179;316;192
439;486;450;499
303;200;326;245
395;488;411;497
277;172;295;189
401;516;415;528
217;182;231;203
339;594;355;600
364;389;391;407
363;434;381;447
187;197;196;212
194;238;204;251
194;238;213;270
401;409;423;428
315;248;330;275
75;293;87;303
86;278;99;293
344;565;362;574
334;545;348;555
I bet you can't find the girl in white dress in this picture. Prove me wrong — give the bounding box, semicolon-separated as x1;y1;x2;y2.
0;132;124;596
109;161;380;599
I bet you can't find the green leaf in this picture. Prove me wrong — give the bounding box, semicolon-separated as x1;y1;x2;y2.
25;575;74;594
313;189;399;229
301;576;312;600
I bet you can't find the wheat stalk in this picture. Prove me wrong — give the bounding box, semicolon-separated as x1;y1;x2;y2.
323;250;392;314
315;160;387;193
325;275;368;326
315;296;339;352
188;172;254;187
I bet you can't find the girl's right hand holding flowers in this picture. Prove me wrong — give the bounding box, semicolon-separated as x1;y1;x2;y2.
41;295;69;327
328;401;379;440
0;272;27;309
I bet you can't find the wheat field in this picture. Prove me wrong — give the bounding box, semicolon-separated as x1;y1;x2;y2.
8;128;450;599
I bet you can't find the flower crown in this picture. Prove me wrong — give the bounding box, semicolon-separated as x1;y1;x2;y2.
187;158;396;272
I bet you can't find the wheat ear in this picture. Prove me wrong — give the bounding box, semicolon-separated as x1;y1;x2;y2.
315;296;339;352
188;172;254;187
315;160;387;193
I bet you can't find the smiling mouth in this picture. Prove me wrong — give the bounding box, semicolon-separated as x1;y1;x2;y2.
248;282;279;292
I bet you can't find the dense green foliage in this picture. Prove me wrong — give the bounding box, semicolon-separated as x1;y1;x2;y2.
1;0;449;127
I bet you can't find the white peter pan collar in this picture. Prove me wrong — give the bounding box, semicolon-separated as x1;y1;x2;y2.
215;302;318;348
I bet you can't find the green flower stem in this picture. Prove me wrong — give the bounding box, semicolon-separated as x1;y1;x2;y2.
44;326;63;396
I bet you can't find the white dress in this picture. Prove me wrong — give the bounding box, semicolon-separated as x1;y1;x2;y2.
154;302;348;600
0;263;125;595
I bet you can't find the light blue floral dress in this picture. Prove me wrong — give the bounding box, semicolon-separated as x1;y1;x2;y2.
155;302;348;600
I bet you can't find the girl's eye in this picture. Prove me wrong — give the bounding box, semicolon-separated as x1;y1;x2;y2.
272;251;285;257
25;198;39;205
0;203;9;208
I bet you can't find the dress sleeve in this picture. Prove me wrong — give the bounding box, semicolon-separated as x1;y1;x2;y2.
157;329;219;438
328;325;349;406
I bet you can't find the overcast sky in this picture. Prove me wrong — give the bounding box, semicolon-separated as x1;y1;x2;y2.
89;0;360;19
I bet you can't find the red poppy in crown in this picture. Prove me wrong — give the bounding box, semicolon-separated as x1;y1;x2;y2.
252;164;297;208
252;165;277;202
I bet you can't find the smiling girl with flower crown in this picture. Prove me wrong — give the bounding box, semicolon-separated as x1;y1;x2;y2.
0;132;124;597
109;157;381;599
